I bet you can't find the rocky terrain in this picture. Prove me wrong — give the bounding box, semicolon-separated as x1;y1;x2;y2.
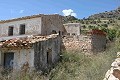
104;52;120;80
88;7;120;20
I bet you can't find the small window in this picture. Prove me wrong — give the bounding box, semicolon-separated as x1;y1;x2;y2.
59;31;64;35
52;30;57;34
19;24;25;35
67;33;70;35
8;26;14;36
72;33;76;35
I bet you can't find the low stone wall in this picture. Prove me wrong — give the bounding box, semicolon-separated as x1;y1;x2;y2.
104;52;120;80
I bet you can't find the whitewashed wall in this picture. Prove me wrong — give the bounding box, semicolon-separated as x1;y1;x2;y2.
0;49;34;70
0;17;42;37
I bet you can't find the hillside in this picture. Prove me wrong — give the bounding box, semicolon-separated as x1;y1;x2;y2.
88;7;120;19
64;7;120;30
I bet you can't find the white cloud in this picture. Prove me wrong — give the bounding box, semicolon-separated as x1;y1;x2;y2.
19;10;24;13
62;9;77;17
71;13;77;17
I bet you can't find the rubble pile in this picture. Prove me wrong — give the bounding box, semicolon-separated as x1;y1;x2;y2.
0;34;58;48
104;52;120;80
62;36;92;53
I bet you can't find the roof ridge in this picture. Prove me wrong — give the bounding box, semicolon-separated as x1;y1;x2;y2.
0;14;61;24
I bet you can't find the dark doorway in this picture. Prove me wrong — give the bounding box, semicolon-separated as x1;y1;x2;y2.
4;52;14;69
8;26;14;36
59;31;61;35
47;49;52;65
19;24;25;35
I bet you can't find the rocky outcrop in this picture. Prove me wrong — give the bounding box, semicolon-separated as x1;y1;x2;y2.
104;52;120;80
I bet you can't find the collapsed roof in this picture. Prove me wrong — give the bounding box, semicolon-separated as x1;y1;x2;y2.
0;34;58;49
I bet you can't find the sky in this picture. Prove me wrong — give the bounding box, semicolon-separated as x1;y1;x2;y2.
0;0;120;20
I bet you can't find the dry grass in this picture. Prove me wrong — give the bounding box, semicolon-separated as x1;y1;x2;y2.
49;42;118;80
0;42;119;80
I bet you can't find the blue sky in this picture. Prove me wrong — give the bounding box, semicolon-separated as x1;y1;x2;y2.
0;0;119;20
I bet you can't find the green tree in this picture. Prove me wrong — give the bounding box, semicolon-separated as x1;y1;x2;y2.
88;25;94;29
107;29;117;41
101;24;108;28
116;30;120;38
100;27;108;33
82;25;86;29
118;17;120;20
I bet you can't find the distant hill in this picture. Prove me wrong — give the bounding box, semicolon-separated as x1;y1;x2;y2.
63;15;78;23
63;7;120;30
88;7;120;19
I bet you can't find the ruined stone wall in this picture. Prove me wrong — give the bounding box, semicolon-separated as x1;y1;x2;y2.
91;34;106;52
41;15;65;35
0;17;42;37
62;35;92;54
63;34;106;54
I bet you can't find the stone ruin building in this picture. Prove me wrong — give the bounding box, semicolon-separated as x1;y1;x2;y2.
0;34;61;72
63;23;81;36
0;14;64;71
0;13;107;72
89;29;106;52
0;14;65;38
63;23;106;52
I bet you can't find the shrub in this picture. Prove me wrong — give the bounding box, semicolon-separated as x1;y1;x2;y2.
101;24;108;28
118;17;120;20
49;44;117;80
107;29;117;41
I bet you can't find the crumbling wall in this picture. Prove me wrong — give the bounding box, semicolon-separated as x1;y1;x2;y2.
91;34;106;52
34;35;61;71
62;35;92;54
63;34;107;54
0;17;42;37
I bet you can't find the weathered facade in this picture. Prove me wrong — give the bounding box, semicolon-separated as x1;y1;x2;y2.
63;23;81;36
0;14;65;39
0;14;63;71
0;34;61;71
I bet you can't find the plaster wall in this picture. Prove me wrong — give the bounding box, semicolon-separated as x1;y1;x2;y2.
0;49;34;70
0;17;42;37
